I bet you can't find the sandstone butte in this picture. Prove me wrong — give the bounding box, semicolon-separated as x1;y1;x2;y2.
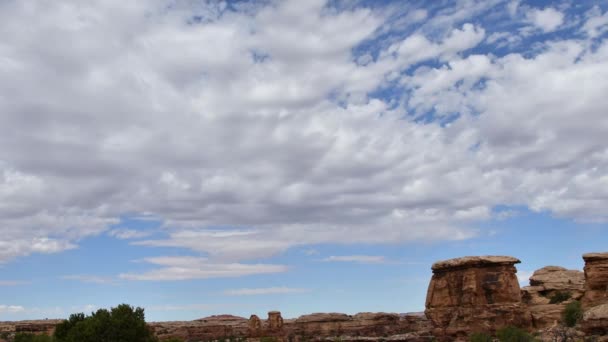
2;252;608;342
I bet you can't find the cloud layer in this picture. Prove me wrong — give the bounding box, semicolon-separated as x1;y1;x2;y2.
0;0;606;280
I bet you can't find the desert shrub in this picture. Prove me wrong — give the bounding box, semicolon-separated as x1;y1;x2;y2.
563;300;583;327
549;291;572;304
496;326;536;342
53;304;158;342
470;332;493;342
14;333;55;342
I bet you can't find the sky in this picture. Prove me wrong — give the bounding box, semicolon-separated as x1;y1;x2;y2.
0;0;607;322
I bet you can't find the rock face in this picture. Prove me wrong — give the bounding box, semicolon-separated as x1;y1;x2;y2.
582;253;608;308
0;320;63;341
521;266;585;328
425;256;531;340
287;312;432;341
268;310;284;331
248;314;263;337
582;303;608;336
150;315;250;341
151;311;432;341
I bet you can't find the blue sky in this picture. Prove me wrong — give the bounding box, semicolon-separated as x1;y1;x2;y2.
0;0;607;321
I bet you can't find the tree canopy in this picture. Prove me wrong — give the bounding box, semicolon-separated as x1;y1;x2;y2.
53;304;158;342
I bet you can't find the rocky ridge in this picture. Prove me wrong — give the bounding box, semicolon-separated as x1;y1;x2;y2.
425;256;531;340
521;266;585;328
3;252;608;341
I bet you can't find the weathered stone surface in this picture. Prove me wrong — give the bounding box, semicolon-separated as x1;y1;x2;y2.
150;315;249;341
582;303;608;336
248;314;263;337
521;266;585;329
290;312;413;338
528;304;566;329
431;256;521;271
0;320;63;341
268;311;284;331
582;252;608;308
425;255;531;340
528;266;585;296
149;312;432;341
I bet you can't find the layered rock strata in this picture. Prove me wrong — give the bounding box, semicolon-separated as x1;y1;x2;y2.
582;303;608;336
582;253;608;309
425;256;531;340
268;311;284;331
151;312;432;341
521;266;585;328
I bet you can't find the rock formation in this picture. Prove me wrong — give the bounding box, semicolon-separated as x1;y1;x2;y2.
521;266;585;328
582;303;608;336
5;252;608;341
150;311;432;341
582;252;608;308
248;314;262;337
149;315;250;341
425;256;531;340
267;310;284;331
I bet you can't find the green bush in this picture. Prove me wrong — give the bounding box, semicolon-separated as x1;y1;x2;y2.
563;300;583;327
14;333;55;342
549;291;572;304
260;337;277;342
496;326;536;342
53;304;158;342
470;332;493;342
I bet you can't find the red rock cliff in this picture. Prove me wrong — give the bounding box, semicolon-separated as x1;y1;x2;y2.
425;256;531;340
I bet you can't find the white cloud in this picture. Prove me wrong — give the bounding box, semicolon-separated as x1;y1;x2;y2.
62;275;117;284
147;304;216;312
517;270;534;286
107;228;152;240
223;287;309;296
0;280;30;286
526;7;564;32
120;256;288;281
583;7;608;38
0;305;26;313
0;0;605;270
322;255;386;264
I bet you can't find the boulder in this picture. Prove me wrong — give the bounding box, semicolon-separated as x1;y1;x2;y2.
582;253;608;308
521;266;585;329
582;303;608;336
528;266;584;296
425;256;531;340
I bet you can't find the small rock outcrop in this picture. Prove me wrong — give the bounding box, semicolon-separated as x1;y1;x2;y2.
582;303;608;336
268;310;284;331
248;314;262;336
425;256;531;340
582;253;608;308
521;266;585;328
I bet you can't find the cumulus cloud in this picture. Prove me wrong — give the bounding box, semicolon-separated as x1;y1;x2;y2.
583;7;608;38
223;287;310;296
526;7;564;32
0;0;605;271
